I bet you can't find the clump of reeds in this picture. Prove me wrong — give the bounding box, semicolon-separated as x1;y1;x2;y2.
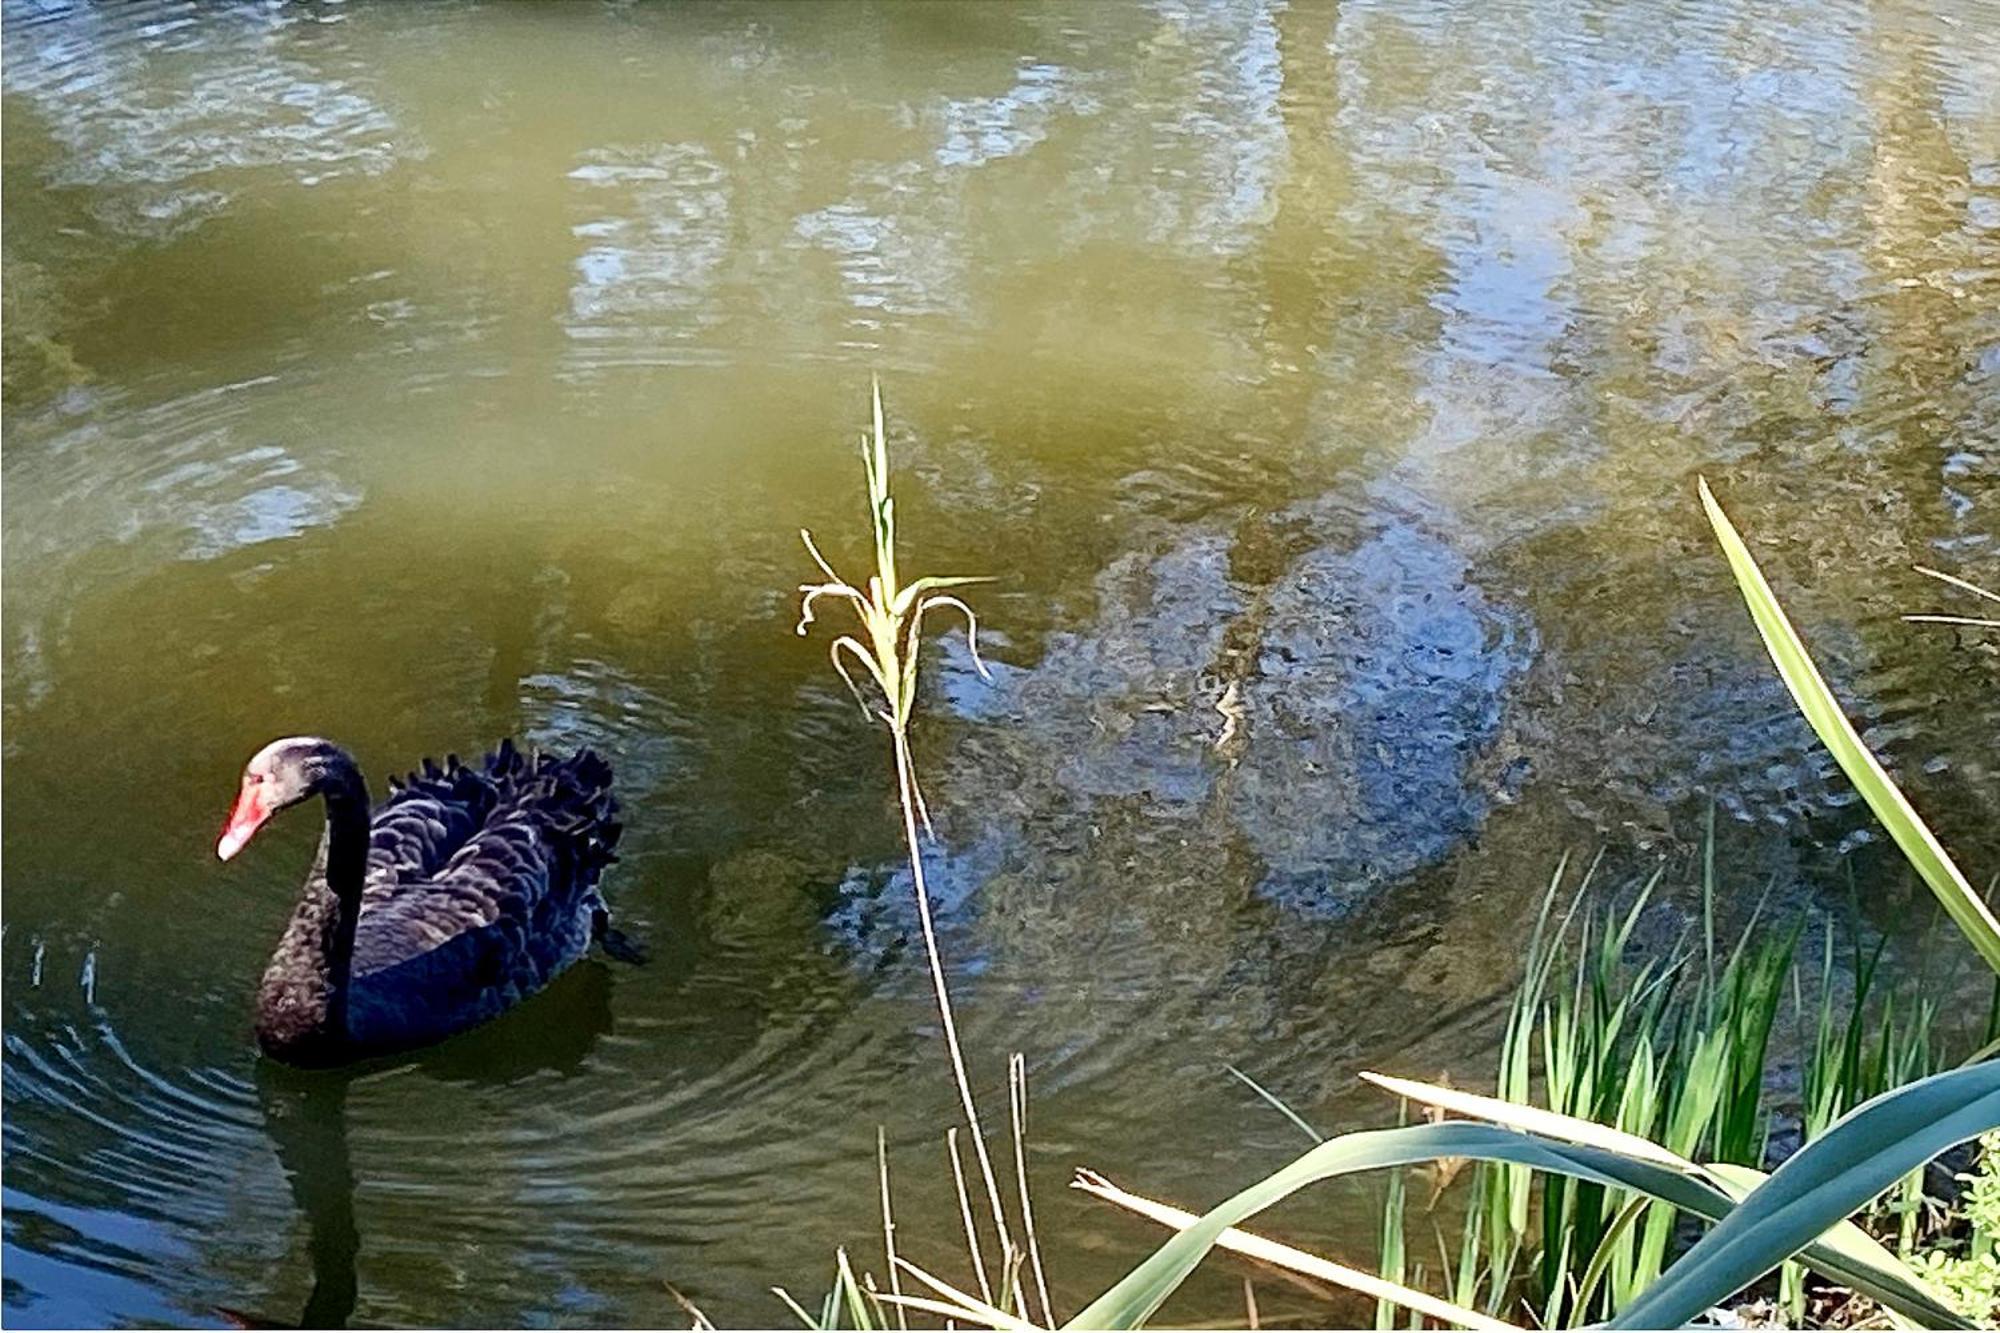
1072;849;1983;1333
1355;836;1993;1330
1341;844;1803;1328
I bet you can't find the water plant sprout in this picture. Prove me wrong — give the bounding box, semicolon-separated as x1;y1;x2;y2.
795;380;1045;1316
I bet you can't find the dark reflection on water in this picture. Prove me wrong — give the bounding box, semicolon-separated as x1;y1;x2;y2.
4;0;1999;1325
249;1072;358;1331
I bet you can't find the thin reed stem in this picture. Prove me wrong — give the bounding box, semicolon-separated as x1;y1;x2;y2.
949;1126;996;1305
1010;1052;1055;1327
878;1126;907;1331
796;379;1020;1311
897;725;1017;1278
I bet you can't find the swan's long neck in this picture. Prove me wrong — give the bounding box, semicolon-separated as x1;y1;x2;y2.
256;759;369;1063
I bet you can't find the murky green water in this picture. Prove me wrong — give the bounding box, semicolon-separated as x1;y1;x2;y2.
5;0;1998;1326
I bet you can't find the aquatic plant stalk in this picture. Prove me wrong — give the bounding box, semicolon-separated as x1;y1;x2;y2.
775;1248;891;1332
796;379;1011;1291
1376;1142;1409;1329
1010;1052;1055;1327
949;1126;995;1305
887;1256;1042;1332
878;1127;906;1331
665;1283;717;1331
1904;566;2000;630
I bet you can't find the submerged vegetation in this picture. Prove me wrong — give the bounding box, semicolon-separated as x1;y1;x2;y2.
786;386;1999;1330
0;243;90;408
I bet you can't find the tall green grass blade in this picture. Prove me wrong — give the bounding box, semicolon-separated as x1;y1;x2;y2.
834;1249;879;1329
1361;1072;1681;1169
1965;1033;2000;1068
1573;1195;1651;1320
1711;916;1798;1163
1539;1227;1573;1330
1698;478;2000;975
1376;1164;1407;1331
1066;1122;1696;1330
1449;1174;1486;1313
1703;1162;1939;1332
1501;855;1580;1245
1607;1061;2000;1329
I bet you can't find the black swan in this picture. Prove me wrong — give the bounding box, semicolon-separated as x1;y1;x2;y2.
217;736;633;1066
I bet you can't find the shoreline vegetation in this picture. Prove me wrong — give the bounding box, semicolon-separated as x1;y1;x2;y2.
779;385;2000;1331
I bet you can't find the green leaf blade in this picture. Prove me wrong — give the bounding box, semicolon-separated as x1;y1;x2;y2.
1698;478;2000;976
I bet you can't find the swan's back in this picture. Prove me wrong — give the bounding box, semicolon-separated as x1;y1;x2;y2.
344;741;621;1051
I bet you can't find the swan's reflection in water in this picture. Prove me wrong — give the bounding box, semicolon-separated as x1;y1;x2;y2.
245;1072;356;1331
240;964;617;1329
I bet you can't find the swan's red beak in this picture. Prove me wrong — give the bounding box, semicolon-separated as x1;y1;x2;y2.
218;785;270;861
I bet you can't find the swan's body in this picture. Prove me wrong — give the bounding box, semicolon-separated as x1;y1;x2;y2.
221;737;624;1066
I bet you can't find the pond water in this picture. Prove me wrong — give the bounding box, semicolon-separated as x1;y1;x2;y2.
5;0;1999;1326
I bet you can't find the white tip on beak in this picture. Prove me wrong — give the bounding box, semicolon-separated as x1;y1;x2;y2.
217;824;253;861
218;783;270;862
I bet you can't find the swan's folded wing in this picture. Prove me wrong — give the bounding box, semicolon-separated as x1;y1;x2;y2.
350;819;591;976
348;745;618;1007
344;859;546;1049
351;872;511;973
361;749;511;890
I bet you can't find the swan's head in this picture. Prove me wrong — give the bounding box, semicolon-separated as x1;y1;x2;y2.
218;736;349;861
